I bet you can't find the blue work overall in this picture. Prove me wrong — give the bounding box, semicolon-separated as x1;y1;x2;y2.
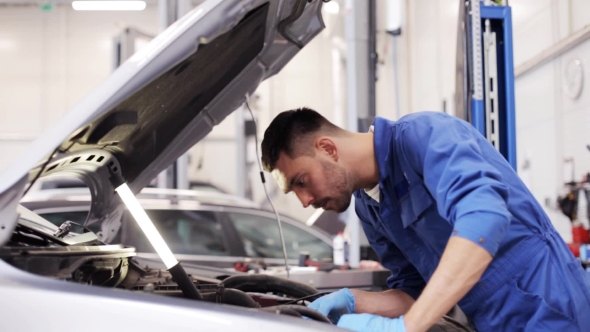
354;112;590;331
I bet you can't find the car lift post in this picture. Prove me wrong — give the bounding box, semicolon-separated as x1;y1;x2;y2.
467;0;517;169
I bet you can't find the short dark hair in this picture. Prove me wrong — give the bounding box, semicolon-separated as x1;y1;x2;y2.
261;107;339;172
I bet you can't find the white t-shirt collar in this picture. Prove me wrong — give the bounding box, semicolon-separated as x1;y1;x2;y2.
364;125;380;203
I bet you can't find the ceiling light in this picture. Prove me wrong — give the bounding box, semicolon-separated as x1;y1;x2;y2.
72;1;146;11
323;1;340;15
115;183;178;268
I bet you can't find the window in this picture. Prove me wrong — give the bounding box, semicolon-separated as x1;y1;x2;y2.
226;212;332;260
124;210;228;256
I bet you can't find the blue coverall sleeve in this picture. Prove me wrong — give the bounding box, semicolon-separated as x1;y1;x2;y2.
356;206;426;299
398;113;511;256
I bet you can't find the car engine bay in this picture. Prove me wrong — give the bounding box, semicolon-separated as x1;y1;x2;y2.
0;214;472;332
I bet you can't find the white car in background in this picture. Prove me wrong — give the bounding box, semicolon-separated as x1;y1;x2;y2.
20;186;336;269
0;0;471;331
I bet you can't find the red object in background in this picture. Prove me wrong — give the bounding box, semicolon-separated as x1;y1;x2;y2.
572;225;590;244
234;261;266;272
234;262;248;272
568;225;590;257
568;243;581;258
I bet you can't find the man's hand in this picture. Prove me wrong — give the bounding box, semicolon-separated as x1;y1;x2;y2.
308;287;414;324
337;314;406;332
308;288;355;324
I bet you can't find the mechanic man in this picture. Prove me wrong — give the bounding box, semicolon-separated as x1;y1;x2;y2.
260;108;590;332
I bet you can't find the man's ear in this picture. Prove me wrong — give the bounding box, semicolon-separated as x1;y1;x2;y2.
316;137;338;161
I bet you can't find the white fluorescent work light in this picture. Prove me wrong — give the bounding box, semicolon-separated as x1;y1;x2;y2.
115;183;178;268
72;1;146;11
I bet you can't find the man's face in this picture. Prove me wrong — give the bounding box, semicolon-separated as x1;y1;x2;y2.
273;150;353;213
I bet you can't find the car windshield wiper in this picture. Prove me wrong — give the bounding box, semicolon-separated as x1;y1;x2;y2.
53;220;93;237
15;219;70;246
53;221;73;238
53;220;104;246
15;214;103;247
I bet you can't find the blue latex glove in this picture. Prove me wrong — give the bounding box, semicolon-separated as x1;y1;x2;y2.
337;314;406;332
308;288;355;324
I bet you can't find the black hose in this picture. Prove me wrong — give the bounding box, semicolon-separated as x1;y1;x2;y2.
261;305;332;324
200;288;260;308
220;275;319;298
282;291;331;305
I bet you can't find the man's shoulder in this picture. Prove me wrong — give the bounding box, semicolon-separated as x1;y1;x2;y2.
395;111;455;125
374;111;451;133
386;111;472;137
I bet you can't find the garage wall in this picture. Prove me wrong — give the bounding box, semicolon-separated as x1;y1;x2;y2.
0;3;160;173
511;0;570;240
512;0;590;241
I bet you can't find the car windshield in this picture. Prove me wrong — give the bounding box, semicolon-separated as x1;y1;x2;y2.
226;212;332;260
36;208;332;260
125;209;228;256
38;209;227;255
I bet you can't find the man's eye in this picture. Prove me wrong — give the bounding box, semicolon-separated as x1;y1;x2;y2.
298;179;305;186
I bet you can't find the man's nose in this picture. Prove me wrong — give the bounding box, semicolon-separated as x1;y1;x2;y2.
295;190;314;208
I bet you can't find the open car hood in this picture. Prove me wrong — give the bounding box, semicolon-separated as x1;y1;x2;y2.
0;0;326;246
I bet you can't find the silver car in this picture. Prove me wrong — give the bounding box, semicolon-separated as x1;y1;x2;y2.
21;187;335;268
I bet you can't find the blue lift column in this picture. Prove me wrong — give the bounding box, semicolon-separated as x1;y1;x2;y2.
469;1;517;170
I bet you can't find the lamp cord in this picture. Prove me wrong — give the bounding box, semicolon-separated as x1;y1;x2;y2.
244;95;290;278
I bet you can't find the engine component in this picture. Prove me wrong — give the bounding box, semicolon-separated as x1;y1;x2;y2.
220;274;319;298
168;262;203;301
201;288;260;308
